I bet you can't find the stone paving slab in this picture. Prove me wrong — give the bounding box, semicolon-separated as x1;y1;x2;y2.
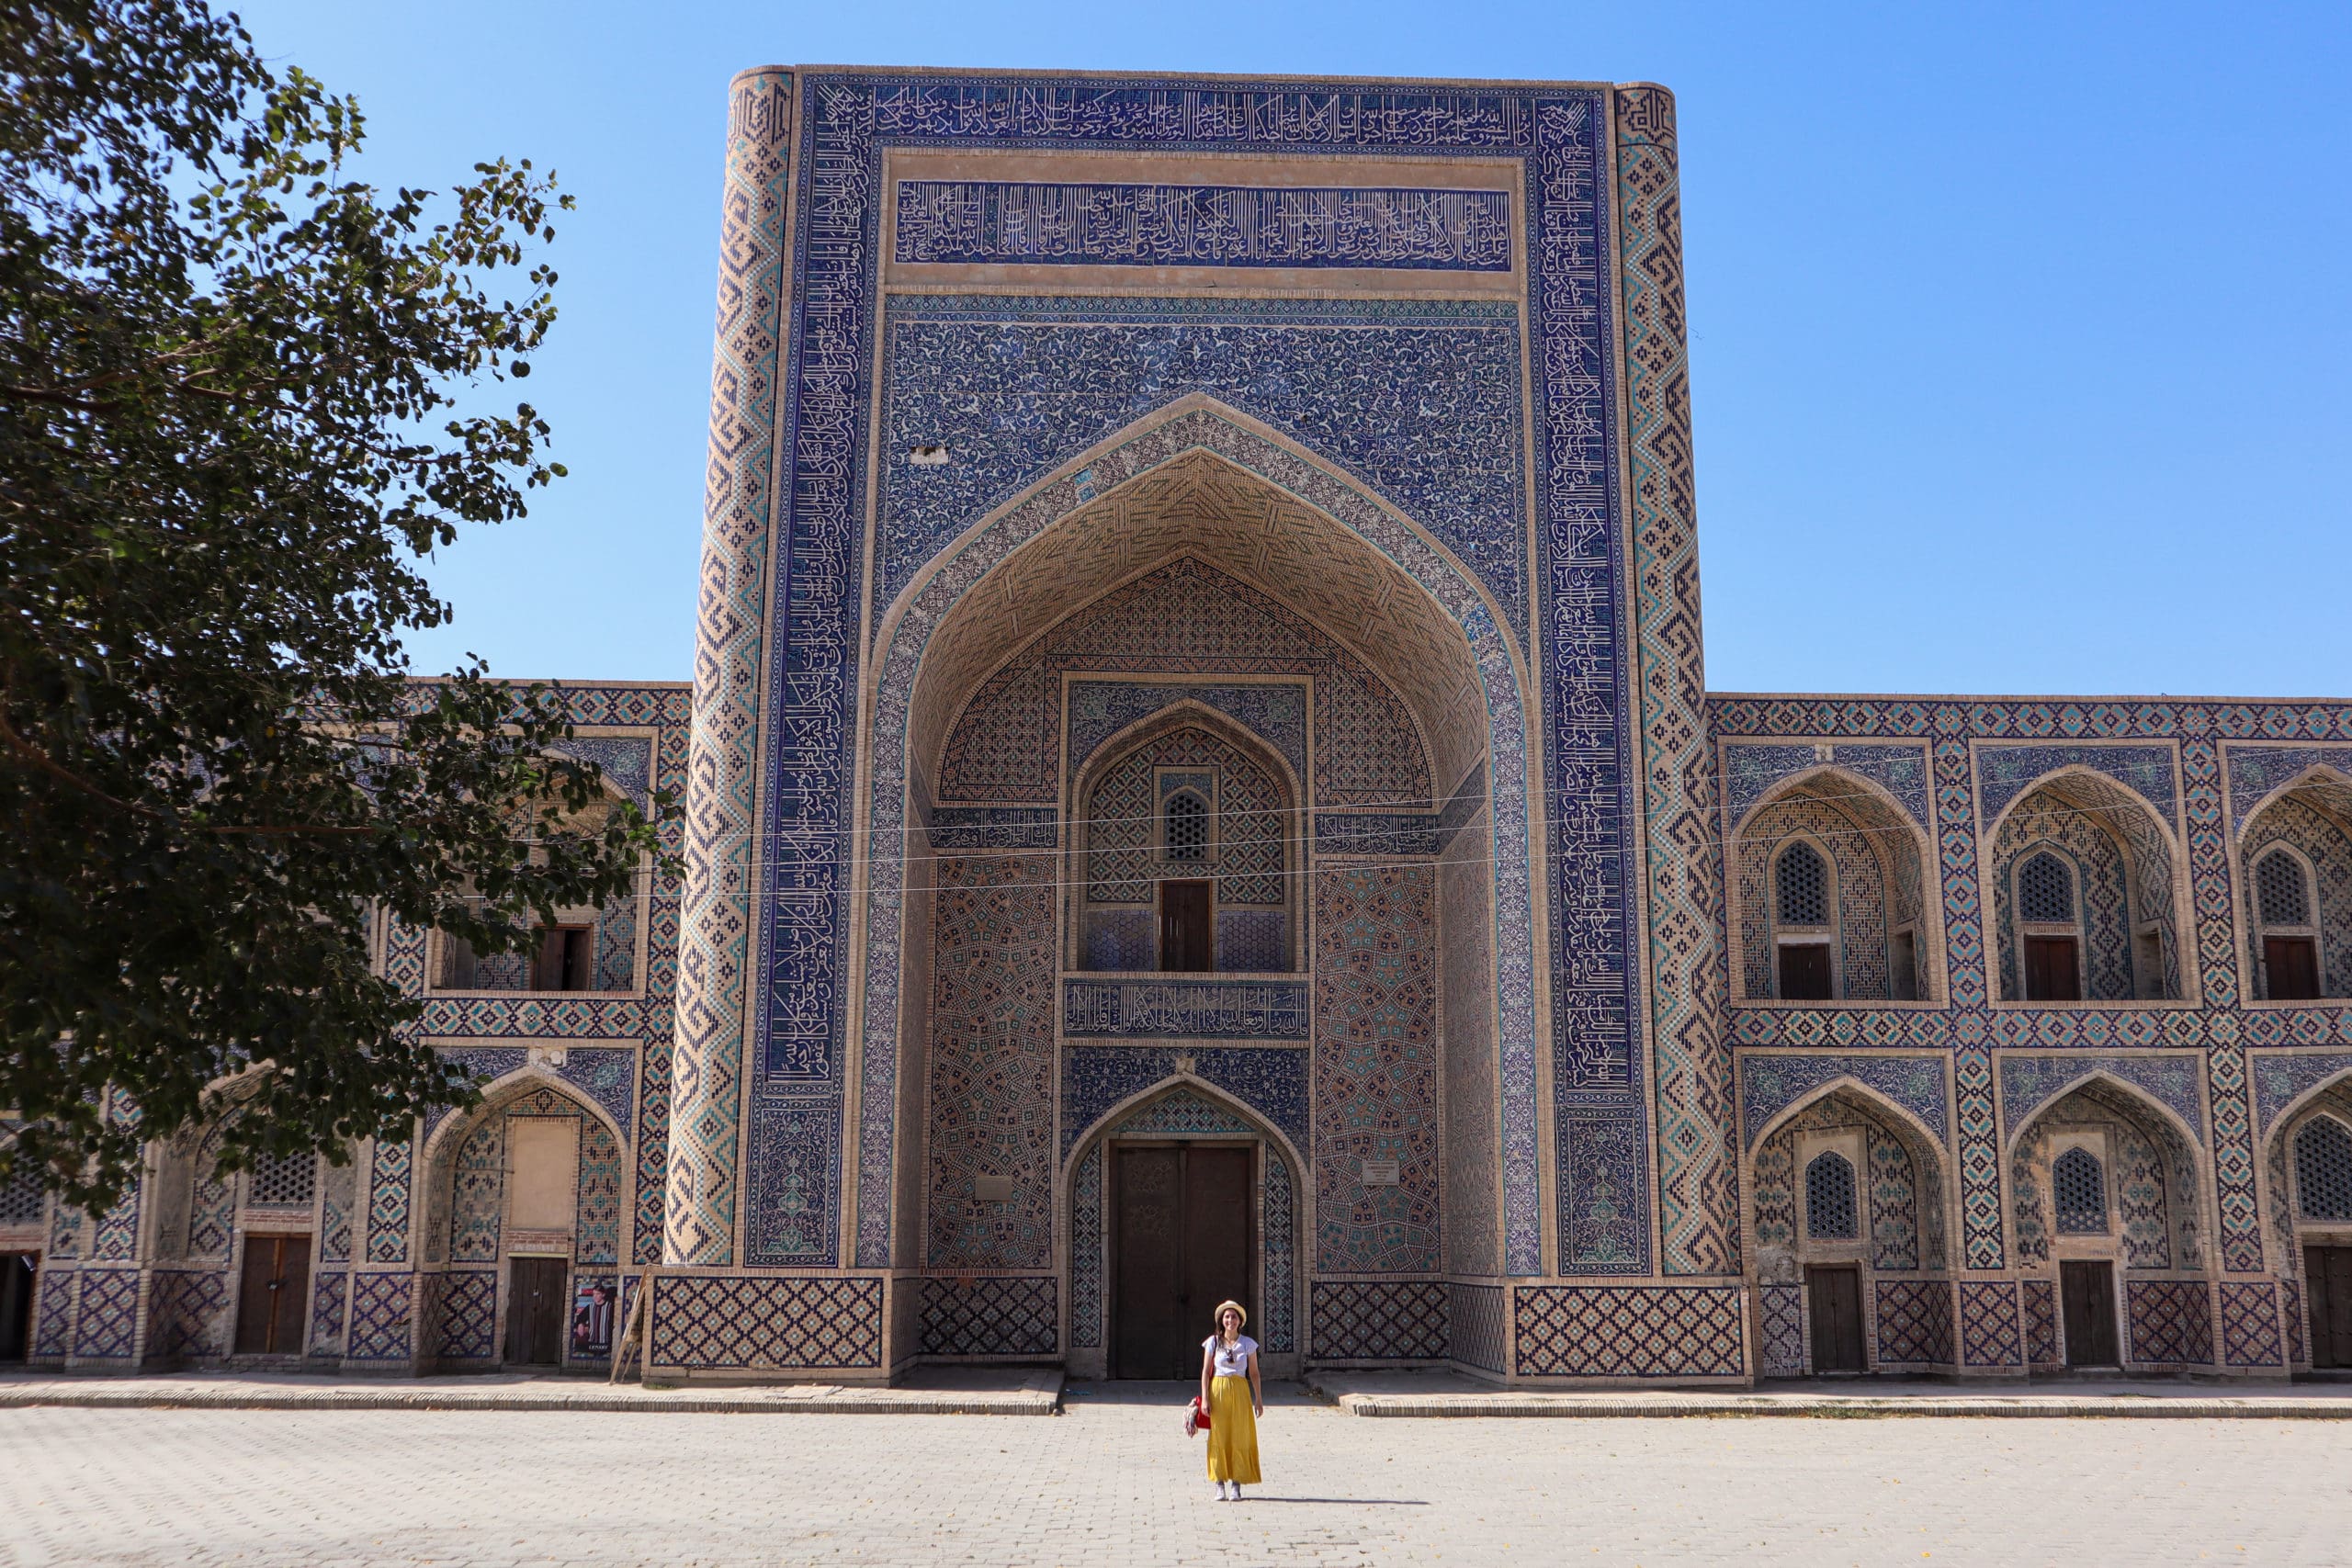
1307;1368;2352;1418
0;1365;1063;1416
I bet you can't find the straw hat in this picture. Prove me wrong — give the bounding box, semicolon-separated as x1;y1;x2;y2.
1212;1300;1247;1327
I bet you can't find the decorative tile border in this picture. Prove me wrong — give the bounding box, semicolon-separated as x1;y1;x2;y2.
1512;1284;1745;1378
1061;978;1310;1040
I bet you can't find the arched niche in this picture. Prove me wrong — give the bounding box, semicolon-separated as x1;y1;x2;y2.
2009;1075;2205;1277
1984;768;2188;1003
1730;766;1937;1003
2240;770;2352;1001
429;772;649;996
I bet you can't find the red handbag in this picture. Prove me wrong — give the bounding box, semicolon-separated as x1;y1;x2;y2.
1183;1394;1212;1437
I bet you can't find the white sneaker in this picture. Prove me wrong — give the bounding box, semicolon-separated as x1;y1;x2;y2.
1227;1485;1243;1503
1212;1483;1227;1501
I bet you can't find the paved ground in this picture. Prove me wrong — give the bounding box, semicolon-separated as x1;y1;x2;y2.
4;1381;2349;1566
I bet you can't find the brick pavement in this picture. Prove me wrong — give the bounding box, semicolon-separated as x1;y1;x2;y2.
2;1381;2347;1566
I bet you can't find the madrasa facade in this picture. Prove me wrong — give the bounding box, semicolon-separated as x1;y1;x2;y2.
10;66;2352;1387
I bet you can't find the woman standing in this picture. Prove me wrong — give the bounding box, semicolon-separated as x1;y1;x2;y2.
1199;1300;1262;1501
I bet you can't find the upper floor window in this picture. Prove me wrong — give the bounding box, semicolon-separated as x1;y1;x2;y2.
2052;1146;2108;1233
2255;849;2322;1001
1164;790;1209;863
246;1148;318;1210
2018;852;2075;925
1776;841;1828;928
2257;850;2312;928
1804;1150;1859;1241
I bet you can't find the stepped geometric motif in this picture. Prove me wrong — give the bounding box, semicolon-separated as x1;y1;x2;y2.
309;1271;347;1357
367;1136;412;1264
346;1274;413;1360
436;1270;498;1359
650;1276;882;1371
1313;866;1439;1272
2022;1279;2060;1365
449;1119;504;1264
1069;1146;1103;1350
2219;1280;2284;1368
1758;1284;1804;1375
575;1118;625;1266
1264;1155;1296;1354
926;856;1056;1270
942;558;1428;808
1872;1279;1952;1365
1513;1285;1746;1378
1310;1280;1447;1360
2126;1280;2212;1365
1959;1281;2022;1368
146;1269;229;1359
920;1276;1057;1356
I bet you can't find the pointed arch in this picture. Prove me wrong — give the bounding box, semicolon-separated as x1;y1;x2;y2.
1984;766;2188;1002
1731;763;1938;1004
2001;1066;2206;1161
2240;779;2352;1001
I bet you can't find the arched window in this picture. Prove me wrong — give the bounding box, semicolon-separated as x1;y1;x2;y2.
1164;790;1209;863
2296;1118;2352;1222
2255;849;2322;1000
2018;852;2075;924
1777;841;1828;927
2052;1146;2108;1234
247;1148;318;1210
1804;1151;1859;1240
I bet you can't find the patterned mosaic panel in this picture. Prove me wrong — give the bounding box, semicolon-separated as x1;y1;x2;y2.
436;1270;499;1359
1724;743;1934;835
1445;1283;1506;1373
72;1268;140;1359
927;855;1057;1269
2219;1280;2285;1368
319;1156;356;1264
146;1269;229;1359
309;1270;348;1358
32;1269;74;1358
2250;1053;2352;1136
1999;1055;2208;1148
1987;787;2138;1001
895;180;1514;271
1740;1055;1948;1150
2240;796;2352;998
1872;1279;1953;1366
1958;1280;2023;1369
1977;743;2178;831
576;1117;625;1266
1085;724;1285;907
920;1276;1057;1356
944;558;1426;807
1061;1046;1308;1160
1069;1145;1103;1350
367;1135;413;1265
1733;793;1901;1001
2284;1278;2306;1367
1264;1145;1297;1355
1757;1284;1804;1376
1513;1285;1746;1378
1309;1280;1447;1360
2125;1279;2213;1366
1314;866;1440;1273
2022;1278;2060;1366
345;1273;414;1360
650;1275;884;1371
449;1118;504;1264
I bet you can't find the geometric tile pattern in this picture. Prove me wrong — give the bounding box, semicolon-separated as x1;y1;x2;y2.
146;1269;229;1360
1617;85;1727;1279
649;1276;883;1371
2240;795;2352;998
1513;1285;1746;1379
1085;722;1285;907
576;1115;625;1267
1958;1280;2022;1369
367;1135;413;1264
2126;1280;2213;1366
345;1273;414;1361
72;1269;140;1359
1723;742;1934;835
1060;1045;1309;1161
1741;1054;1949;1151
436;1270;499;1360
1448;1283;1506;1373
1069;1146;1102;1351
308;1270;347;1359
1758;1284;1804;1376
1986;785;2138;1001
1313;866;1439;1272
1999;1055;2208;1148
1264;1155;1297;1355
2284;1278;2306;1367
1309;1280;1448;1361
2219;1280;2285;1369
1732;790;1899;1001
1872;1279;1953;1366
1976;743;2179;832
919;1276;1057;1357
2023;1278;2061;1366
32;1269;74;1358
926;856;1056;1269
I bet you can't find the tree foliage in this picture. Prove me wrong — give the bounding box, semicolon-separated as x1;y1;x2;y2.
0;0;670;1209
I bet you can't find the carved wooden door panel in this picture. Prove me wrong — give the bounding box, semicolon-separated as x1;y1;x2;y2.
1114;1145;1253;1377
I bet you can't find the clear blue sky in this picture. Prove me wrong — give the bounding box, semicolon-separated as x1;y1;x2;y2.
232;1;2349;697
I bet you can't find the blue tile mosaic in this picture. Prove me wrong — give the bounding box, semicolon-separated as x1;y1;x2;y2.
1999;1055;2208;1148
1063;977;1310;1040
1723;742;1932;833
1739;1054;1949;1150
1067;680;1307;789
1976;743;2177;831
1060;1045;1308;1159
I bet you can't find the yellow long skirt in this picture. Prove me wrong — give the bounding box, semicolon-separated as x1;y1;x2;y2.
1204;1374;1261;1483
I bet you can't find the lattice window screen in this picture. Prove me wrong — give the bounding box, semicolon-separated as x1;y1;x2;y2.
247;1148;318;1209
0;1153;42;1225
2296;1118;2352;1222
2053;1146;2108;1233
2018;852;2075;924
1776;842;1827;927
1804;1151;1859;1240
2256;851;2312;928
1165;791;1208;863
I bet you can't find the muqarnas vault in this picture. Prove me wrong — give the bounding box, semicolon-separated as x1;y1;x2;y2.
11;68;2352;1387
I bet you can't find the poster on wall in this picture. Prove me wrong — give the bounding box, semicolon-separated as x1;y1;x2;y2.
571;1278;616;1359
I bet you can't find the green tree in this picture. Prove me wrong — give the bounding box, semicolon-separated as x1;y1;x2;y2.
0;0;670;1210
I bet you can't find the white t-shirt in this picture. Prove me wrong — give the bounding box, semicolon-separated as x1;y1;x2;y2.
1204;1333;1257;1378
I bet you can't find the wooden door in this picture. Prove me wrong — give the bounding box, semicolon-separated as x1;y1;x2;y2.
2026;936;2083;1001
1805;1264;1865;1372
1159;882;1213;972
1113;1145;1252;1378
233;1235;311;1355
505;1256;568;1366
0;1254;35;1362
2267;936;2322;1000
2307;1246;2352;1369
2061;1259;2119;1366
1779;944;1833;1000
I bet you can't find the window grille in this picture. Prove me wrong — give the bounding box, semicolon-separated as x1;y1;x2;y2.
2052;1147;2108;1233
246;1148;317;1209
2256;851;2312;928
1165;791;1209;863
1776;842;1828;927
2296;1118;2352;1222
2018;852;2075;924
0;1154;41;1225
1804;1151;1859;1240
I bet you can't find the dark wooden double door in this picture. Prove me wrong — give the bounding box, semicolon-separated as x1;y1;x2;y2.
505;1256;568;1366
2061;1259;2120;1367
235;1235;311;1355
2307;1246;2352;1369
1805;1265;1865;1372
1113;1144;1250;1378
